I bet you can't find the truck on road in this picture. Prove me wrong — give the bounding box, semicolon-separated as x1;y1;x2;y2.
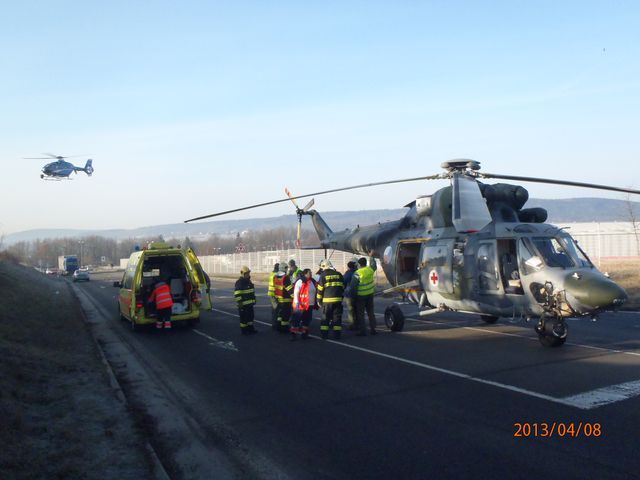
58;255;79;275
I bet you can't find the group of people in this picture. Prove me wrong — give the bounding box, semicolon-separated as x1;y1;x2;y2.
234;257;379;340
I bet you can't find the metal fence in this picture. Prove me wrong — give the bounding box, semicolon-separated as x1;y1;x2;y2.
199;249;363;275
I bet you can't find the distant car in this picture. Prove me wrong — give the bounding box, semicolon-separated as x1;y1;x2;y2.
45;268;58;275
72;268;90;282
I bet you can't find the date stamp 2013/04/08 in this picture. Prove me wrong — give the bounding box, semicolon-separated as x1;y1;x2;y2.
514;422;602;438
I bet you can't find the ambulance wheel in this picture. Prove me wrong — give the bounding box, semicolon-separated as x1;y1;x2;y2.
384;304;405;332
481;315;499;324
188;317;200;327
117;303;125;321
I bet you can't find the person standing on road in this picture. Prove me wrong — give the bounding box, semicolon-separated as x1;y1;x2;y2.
273;263;293;332
342;260;358;330
268;263;279;328
288;259;302;284
351;256;377;336
290;269;317;341
234;266;257;335
316;260;345;340
148;278;173;330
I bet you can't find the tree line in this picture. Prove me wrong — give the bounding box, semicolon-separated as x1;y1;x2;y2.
2;226;318;268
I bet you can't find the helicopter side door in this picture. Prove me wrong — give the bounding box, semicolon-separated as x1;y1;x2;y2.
476;241;501;294
421;239;454;294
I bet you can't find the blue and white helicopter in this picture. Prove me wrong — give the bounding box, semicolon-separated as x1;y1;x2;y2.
25;153;94;180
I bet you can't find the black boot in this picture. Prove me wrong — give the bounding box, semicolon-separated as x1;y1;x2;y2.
333;331;341;340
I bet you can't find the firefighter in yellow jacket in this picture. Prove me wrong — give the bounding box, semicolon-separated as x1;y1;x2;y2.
234;266;257;335
273;263;293;333
268;262;279;329
316;259;345;340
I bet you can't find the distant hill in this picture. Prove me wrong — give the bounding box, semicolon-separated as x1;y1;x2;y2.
3;197;639;245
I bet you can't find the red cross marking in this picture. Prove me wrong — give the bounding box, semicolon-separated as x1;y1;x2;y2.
430;270;439;285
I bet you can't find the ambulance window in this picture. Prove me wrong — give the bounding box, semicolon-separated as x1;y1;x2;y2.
123;268;134;289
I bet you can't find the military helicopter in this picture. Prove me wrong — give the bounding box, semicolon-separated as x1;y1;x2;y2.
24;153;94;180
185;160;639;347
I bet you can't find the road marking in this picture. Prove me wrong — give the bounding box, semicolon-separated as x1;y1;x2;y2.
562;379;640;409
390;312;640;357
210;307;640;409
193;329;238;352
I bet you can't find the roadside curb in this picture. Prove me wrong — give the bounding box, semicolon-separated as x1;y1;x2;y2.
68;282;171;480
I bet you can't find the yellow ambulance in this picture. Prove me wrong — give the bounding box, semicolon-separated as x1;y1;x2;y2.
114;242;208;331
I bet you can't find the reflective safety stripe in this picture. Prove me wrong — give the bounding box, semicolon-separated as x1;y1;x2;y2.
240;322;249;327
333;325;342;331
280;320;290;326
240;299;256;305
320;325;329;331
277;298;293;303
321;296;342;303
234;288;255;295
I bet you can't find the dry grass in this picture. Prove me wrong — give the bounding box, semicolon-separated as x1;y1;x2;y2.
0;260;153;479
599;258;640;310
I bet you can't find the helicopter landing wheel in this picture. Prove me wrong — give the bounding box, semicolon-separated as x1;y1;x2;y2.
384;304;405;332
480;315;499;324
536;318;567;347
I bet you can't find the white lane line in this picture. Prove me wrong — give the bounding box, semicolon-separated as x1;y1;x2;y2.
192;329;238;352
390;312;640;357
208;308;601;410
562;379;640;409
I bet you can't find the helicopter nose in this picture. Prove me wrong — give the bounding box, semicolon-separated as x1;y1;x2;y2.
564;270;627;311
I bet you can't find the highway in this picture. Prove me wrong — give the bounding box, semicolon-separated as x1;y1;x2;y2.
73;273;640;480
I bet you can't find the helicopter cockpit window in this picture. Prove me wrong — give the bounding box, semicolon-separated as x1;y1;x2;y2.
531;237;574;268
558;235;593;268
518;238;543;275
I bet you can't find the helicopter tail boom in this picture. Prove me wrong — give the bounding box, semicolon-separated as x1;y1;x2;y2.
73;159;94;176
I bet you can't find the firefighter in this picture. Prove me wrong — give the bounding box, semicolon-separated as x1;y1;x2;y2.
351;256;377;336
148;278;173;329
342;260;358;330
290;269;317;340
273;262;293;332
268;262;279;329
316;259;344;340
234;266;257;335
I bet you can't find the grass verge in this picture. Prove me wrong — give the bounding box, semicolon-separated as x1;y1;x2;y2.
0;256;154;479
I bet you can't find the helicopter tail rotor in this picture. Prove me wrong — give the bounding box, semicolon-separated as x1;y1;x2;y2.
84;159;94;176
285;188;315;248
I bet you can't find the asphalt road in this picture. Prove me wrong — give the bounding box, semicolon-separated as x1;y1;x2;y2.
74;274;640;480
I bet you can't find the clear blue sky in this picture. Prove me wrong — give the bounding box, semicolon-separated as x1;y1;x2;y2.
1;1;639;235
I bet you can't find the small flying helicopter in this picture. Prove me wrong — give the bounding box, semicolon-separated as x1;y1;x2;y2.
185;160;639;347
24;153;94;180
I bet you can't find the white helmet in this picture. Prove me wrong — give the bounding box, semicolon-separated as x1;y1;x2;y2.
319;259;333;269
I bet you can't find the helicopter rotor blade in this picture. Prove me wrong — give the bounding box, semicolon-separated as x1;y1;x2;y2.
184;173;444;223
285;187;301;210
302;198;315;212
479;172;640;195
